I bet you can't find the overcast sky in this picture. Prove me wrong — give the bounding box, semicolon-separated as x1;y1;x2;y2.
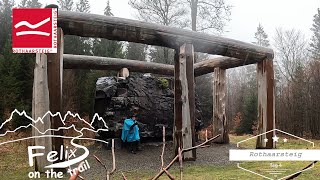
32;0;320;46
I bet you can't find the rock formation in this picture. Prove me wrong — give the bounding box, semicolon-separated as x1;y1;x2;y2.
94;74;202;140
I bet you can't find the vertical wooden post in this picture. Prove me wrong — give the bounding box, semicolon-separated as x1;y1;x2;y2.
47;28;64;167
32;54;52;172
174;43;196;160
174;48;183;157
213;67;229;143
256;59;275;149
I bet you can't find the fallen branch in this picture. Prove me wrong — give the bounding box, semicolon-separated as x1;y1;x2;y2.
163;169;175;180
285;161;318;180
121;172;128;180
152;134;221;180
68;148;85;180
161;126;166;170
200;145;210;148
159;126;176;180
93;139;117;180
178;147;183;180
109;139;116;175
182;134;220;153
93;154;107;170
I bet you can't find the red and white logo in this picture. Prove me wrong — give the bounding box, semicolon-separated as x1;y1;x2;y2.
12;8;57;53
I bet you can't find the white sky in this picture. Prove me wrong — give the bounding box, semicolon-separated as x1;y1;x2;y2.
28;0;320;45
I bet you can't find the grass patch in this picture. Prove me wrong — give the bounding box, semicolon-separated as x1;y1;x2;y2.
123;163;320;180
0;135;319;179
229;134;320;149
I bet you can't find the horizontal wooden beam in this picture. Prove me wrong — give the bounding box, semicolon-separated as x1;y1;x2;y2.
194;56;263;76
63;54;174;75
63;54;263;76
58;11;274;62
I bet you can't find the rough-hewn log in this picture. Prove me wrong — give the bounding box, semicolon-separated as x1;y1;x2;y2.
256;59;275;149
174;49;183;157
47;28;64;170
194;56;262;76
63;54;174;75
32;54;52;172
213;68;229;143
174;43;196;161
173;49;183;155
58;11;273;61
64;54;271;77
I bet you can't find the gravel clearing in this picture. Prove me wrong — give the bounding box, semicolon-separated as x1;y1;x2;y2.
75;141;236;179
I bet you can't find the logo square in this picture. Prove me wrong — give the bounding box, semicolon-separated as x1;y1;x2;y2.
12;8;57;53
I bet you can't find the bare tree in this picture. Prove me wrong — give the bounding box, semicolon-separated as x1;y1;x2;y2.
129;0;188;27
274;28;311;136
274;28;308;82
129;0;188;64
188;0;231;33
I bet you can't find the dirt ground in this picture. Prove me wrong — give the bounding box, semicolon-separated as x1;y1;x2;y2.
77;141;236;179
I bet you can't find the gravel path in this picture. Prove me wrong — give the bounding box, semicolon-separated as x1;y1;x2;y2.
75;141;236;179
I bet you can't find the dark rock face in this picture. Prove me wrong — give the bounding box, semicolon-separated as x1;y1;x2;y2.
94;74;202;140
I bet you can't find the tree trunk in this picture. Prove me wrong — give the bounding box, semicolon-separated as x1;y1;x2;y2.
174;43;196;160
213;67;229;143
47;28;64;171
191;0;198;31
256;59;275;149
33;54;52;172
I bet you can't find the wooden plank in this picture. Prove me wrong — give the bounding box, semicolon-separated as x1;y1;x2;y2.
213;68;229;143
194;56;261;76
32;54;52;172
256;59;275;149
174;43;196;160
47;28;64;169
58;11;274;62
63;54;174;75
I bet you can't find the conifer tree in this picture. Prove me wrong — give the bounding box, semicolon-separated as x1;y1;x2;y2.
92;0;124;58
310;8;320;60
58;0;74;11
0;0;14;53
126;43;146;61
253;23;270;47
82;0;124;116
239;24;271;134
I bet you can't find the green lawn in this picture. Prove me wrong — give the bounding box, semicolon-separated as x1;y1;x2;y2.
230;134;319;149
1;135;319;179
123;163;320;180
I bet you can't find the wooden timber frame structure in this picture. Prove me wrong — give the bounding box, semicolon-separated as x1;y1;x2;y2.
33;6;275;171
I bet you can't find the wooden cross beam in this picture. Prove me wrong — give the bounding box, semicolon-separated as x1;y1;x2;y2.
63;55;265;76
63;54;174;76
58;11;273;62
194;56;263;76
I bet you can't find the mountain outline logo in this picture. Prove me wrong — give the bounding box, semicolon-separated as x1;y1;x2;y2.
0;109;109;169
